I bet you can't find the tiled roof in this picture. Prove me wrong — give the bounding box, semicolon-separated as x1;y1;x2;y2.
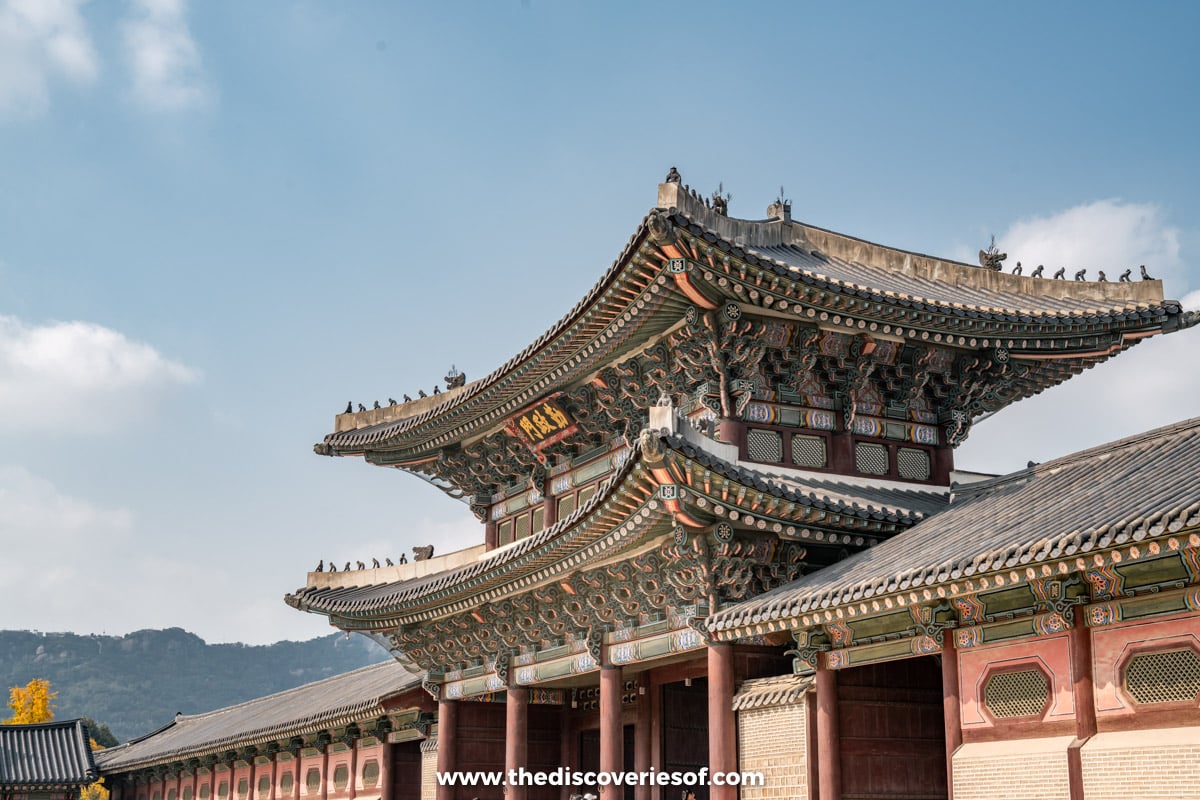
732;674;813;711
322;185;1188;459
709;416;1200;636
0;719;99;789
663;435;948;523
95;661;419;772
287;435;947;623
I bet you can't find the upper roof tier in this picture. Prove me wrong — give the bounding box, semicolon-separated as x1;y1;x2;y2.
318;174;1191;464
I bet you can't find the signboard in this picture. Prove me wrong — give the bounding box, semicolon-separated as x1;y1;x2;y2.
505;395;577;452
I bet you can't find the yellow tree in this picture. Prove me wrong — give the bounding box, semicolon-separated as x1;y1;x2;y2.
80;779;110;800
4;678;56;724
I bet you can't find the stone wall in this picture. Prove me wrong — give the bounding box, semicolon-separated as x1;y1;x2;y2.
734;676;811;800
1081;727;1200;800
951;736;1072;800
419;739;438;800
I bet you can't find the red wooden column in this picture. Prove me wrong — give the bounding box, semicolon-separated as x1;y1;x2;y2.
599;665;624;800
506;687;529;800
634;676;651;800
1067;622;1097;800
378;742;391;800
321;744;330;800
708;643;737;800
436;699;458;800
941;635;963;800
815;661;841;800
290;753;301;800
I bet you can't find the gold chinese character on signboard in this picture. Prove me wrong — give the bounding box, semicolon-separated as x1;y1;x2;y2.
543;403;569;429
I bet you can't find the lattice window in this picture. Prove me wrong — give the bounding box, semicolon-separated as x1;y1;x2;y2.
258;777;270;798
237;779;248;800
578;484;597;507
305;770;320;795
747;429;783;463
361;761;380;789
984;669;1049;718
791;434;827;468
897;447;931;480
531;505;545;534
515;511;531;540
855;442;889;475
279;774;293;795
1125;648;1200;704
557;494;576;520
498;519;513;546
332;766;349;791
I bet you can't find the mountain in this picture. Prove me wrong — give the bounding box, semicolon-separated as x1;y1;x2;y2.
0;628;391;742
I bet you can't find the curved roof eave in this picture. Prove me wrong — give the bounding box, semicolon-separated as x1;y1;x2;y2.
286;435;948;627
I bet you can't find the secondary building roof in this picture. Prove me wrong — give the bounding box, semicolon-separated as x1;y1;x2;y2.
0;719;99;791
95;661;419;773
709;416;1200;638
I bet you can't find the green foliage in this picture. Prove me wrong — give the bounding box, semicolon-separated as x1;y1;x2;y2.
0;629;388;741
80;716;119;748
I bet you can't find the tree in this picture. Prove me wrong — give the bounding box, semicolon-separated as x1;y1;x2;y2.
5;678;56;724
80;716;119;748
81;778;110;800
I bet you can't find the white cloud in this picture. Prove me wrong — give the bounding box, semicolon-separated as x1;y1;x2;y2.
0;465;133;627
998;200;1185;289
122;0;210;111
955;200;1200;474
0;315;199;434
957;329;1200;475
0;0;99;117
0;465;211;639
0;464;133;539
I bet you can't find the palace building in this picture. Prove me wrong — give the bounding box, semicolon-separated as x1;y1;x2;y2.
99;172;1199;800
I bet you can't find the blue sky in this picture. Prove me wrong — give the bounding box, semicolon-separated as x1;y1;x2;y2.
1;1;1198;644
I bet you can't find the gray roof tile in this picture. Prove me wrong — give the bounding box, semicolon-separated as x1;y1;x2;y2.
0;720;99;789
